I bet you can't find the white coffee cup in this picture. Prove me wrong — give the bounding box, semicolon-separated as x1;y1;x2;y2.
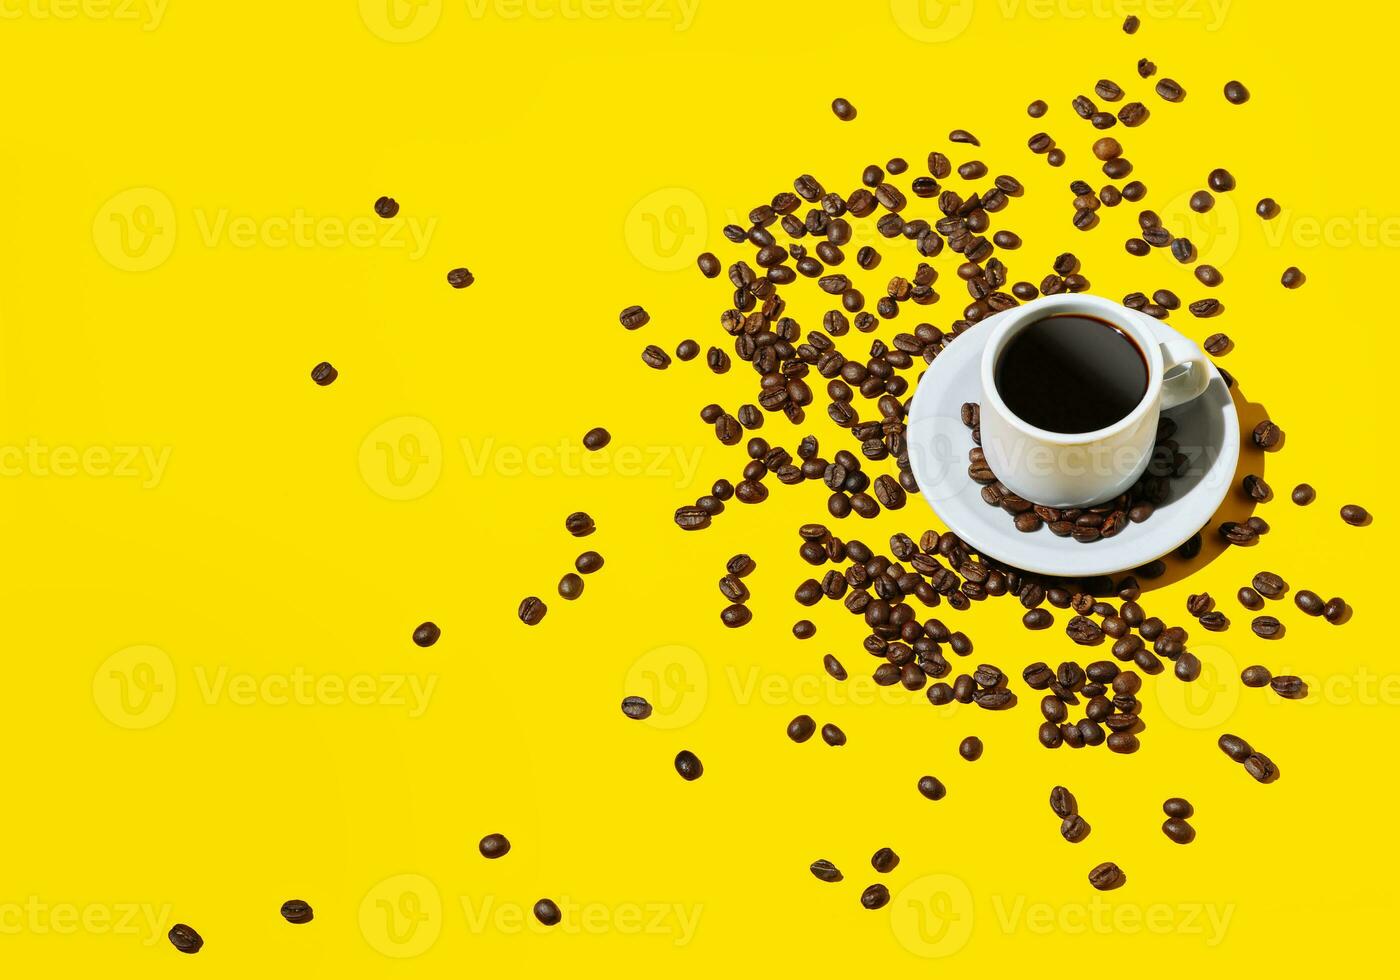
977;294;1212;509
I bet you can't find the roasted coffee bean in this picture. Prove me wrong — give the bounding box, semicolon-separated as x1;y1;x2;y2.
447;267;475;289
821;723;847;747
696;253;721;278
787;714;817;743
1251;616;1284;639
576;551;604;574
860;884;890;910
1307;596;1342;627
1162;798;1194;819
1048;148;1066;167
1189;298;1223;318
281;899;314;924
1119;102;1148;126
1089;862;1125;891
1199;611;1229;632
959;736;984;761
518;598;546;626
582;427;611;451
310;361;337;386
810;859;843;882
1137;57;1156;77
823;653;847;681
1295;590;1325;616
1237;587;1264;610
949;128;980;146
1270;675;1307;699
674;750;703;781
675;339;701;361
1039;722;1063;748
1186;593;1214;617
1058;814;1089;843
619;694;656;721
1049;785;1077;817
1241;665;1272;688
1218;733;1253;761
1106;732;1139;754
1023;608;1053;630
1289;483;1316;506
411;621;441;648
831;97;857;121
1282;266;1305;288
1196;264;1223;286
720;604;751;628
1252;571;1288;599
1204;333;1230;355
1028;99;1048;117
474;833;515;863
917;775;947;801
1224;79;1250;104
1243;753;1278;783
374;196;400;219
1066;616;1103;646
619;305;650;330
558;573;584;600
1162;818;1195;844
793;620;816;639
1156;78;1185;102
726;554;755;577
1190;190;1215;213
168;924;204;954
533;899;562;926
641;345;671;369
1340;504;1370;526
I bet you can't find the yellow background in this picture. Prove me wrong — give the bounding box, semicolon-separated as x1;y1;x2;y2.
1;0;1394;973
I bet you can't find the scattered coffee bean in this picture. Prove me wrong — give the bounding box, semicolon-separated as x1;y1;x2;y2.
446;267;474;289
1162;818;1195;844
822;723;847;746
1281;266;1305;288
860;884;890;910
959;736;984;761
518;597;546;626
1224;80;1250;104
558;573;584;600
479;833;512;858
412;622;440;648
1270;675;1307;699
373;196;399;219
280;900;314;924
810;859;842;882
1028;99;1048;117
310;361;337;386
788;714;817;742
1295;590;1325;616
1163;797;1193;818
582;427;611;451
1241;665;1271;687
1251;616;1284;639
1088;862;1125;890
1243;752;1278;783
1156;78;1185;102
674;750;703;780
1291;483;1315;505
1256;197;1280;219
1252;420;1282;449
621;696;652;720
168;924;204;954
533;899;562;926
576;551;604;574
831;97;857;121
1061;814;1091;843
918;775;947;800
871;847;900;873
619;305;650;329
1340;504;1370;526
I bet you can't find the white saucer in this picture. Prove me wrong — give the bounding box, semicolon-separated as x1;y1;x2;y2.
906;320;1240;577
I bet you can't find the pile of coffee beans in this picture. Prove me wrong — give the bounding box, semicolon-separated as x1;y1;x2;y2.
962;402;1181;542
720;553;754;627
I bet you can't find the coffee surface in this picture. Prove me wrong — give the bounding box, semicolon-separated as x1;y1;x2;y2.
995;314;1148;434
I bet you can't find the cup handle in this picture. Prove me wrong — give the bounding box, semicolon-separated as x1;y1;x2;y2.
1153;324;1213;411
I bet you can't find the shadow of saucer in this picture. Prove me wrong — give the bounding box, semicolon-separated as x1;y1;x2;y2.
1128;381;1272;593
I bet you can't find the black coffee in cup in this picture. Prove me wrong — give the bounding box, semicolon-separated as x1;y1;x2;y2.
994;314;1148;434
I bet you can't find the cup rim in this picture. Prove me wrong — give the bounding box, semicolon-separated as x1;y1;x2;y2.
978;294;1165;446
